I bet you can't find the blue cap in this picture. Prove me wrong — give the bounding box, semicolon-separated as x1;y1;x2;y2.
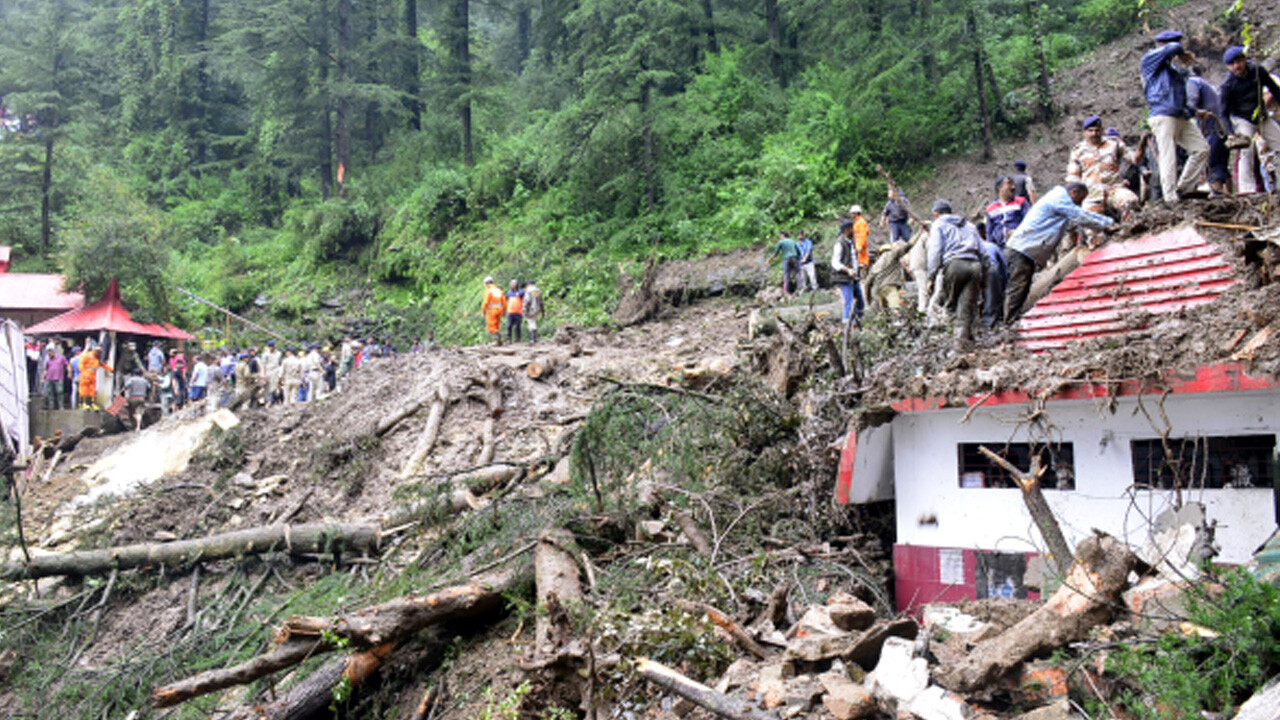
1014;160;1027;170
1104;127;1120;137
1154;30;1183;42
267;339;275;346
1082;115;1102;129
1224;46;1246;64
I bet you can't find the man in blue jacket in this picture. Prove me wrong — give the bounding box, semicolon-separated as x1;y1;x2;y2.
1141;30;1209;203
1220;46;1280;195
1003;183;1115;325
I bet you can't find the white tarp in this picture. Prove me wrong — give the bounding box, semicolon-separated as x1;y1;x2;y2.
0;320;30;456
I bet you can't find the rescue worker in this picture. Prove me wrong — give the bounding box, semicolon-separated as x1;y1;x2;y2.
523;279;544;342
281;348;303;404
261;340;283;404
866;240;914;313
926;200;988;346
303;344;324;401
78;347;112;410
1220;46;1280;195
481;277;506;345
830;219;865;324
767;231;801;294
1003;183;1115;325
850;206;871;278
1141;30;1210;203
122;367;150;430
506;279;525;343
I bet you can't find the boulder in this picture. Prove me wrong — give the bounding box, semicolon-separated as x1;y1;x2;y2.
786;618;918;668
829;592;877;632
1235;675;1280;720
818;671;877;720
906;685;972;720
864;636;929;707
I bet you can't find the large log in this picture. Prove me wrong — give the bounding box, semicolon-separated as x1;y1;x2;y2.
1;522;380;581
934;534;1139;694
227;644;394;720
978;445;1073;576
534;529;583;656
154;570;518;708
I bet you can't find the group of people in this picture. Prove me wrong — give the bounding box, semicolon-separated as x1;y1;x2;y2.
776;35;1278;348
481;277;544;345
29;331;441;429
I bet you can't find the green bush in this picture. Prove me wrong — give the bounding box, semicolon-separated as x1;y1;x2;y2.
1103;568;1280;718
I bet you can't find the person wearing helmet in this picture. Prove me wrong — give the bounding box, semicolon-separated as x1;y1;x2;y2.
481;276;506;345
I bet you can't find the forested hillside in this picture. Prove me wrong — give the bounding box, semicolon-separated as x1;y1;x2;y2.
0;0;1198;341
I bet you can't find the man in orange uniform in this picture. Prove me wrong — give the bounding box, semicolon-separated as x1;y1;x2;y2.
78;347;113;410
481;276;506;345
850;205;871;279
505;279;525;344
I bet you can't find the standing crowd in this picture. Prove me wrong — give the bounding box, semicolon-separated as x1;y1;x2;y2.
768;34;1278;348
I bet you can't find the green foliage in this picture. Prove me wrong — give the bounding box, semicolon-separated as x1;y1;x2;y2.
1103;568;1280;718
59;169;174;320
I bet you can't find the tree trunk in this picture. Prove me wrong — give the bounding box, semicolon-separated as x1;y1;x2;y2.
154;570;517;708
919;0;936;85
969;9;992;162
404;0;421;130
1022;247;1089;316
317;0;335;199
935;534;1139;694
516;3;531;72
701;0;718;55
640;75;656;214
764;0;784;84
336;0;352;195
227;644;393;720
452;0;473;166
1;522;380;580
1026;0;1053;119
39;136;53;255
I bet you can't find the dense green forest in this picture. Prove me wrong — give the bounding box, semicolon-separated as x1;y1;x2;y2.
0;0;1171;343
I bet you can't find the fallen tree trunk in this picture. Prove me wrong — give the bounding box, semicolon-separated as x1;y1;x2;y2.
154;570;517;708
1;522;380;581
378;464;521;528
227;644;394;720
471;369;504;466
154;639;327;709
636;658;774;720
526;355;566;380
534;529;583;656
399;382;450;480
934;534;1139;694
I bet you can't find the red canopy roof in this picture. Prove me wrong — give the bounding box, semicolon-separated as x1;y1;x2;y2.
24;278;194;340
1016;226;1237;353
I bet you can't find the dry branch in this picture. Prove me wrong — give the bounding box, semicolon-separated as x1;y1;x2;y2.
935;534;1139;694
673;599;768;660
154;639;328;708
977;445;1072;575
635;658;774;720
472;369;504;466
1;522;380;581
376;399;427;437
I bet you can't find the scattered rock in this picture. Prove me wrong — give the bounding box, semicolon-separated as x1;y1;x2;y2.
1235;675;1280;720
906;685;972;720
865;636;929;707
828;592;876;632
818;671;876;720
1013;698;1079;720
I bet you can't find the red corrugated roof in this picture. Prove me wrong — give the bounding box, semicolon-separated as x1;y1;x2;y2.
24;278;194;340
1017;226;1237;352
0;272;84;312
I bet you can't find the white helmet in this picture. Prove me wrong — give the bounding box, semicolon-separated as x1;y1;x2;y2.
850;205;863;215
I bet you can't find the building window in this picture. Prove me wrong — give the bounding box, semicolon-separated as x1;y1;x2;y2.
1130;435;1276;490
957;443;1075;490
